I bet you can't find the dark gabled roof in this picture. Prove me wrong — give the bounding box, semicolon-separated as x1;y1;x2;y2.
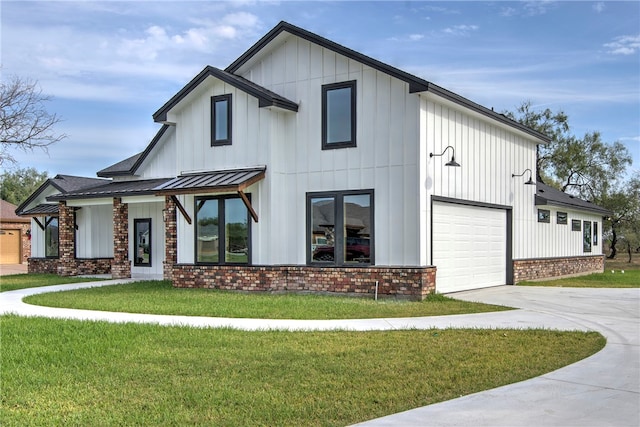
153;66;298;123
18;203;60;216
15;175;108;216
47;178;173;201
226;21;549;143
535;182;611;216
154;166;266;196
97;125;170;178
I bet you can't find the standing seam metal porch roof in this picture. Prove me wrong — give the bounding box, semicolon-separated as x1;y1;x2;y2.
153;167;266;195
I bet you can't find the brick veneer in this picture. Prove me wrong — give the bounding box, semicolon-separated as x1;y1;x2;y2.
171;264;436;300
57;202;77;276
28;257;58;274
513;255;604;283
111;198;131;278
163;196;177;281
28;257;112;275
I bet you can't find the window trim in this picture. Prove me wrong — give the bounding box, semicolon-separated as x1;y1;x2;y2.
194;194;251;265
571;219;581;232
306;189;374;266
557;212;568;225
322;80;357;150
211;94;232;146
44;216;59;258
537;209;550;223
133;218;152;267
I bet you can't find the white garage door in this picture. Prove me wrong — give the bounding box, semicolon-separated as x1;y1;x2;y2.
433;202;506;293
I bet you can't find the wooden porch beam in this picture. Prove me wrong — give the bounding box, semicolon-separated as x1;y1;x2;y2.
170;195;192;225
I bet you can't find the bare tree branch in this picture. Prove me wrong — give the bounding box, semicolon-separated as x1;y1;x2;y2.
0;76;67;165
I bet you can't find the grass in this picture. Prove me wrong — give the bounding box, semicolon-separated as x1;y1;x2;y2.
0;273;105;293
519;261;640;288
0;315;605;427
24;280;511;319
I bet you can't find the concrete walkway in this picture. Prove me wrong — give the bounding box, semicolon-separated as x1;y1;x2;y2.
1;281;638;426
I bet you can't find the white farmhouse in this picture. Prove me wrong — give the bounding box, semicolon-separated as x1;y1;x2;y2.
16;22;609;298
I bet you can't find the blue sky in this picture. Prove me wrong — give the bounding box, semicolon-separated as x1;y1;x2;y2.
2;1;639;178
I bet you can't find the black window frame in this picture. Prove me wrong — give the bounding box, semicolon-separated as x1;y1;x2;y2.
211;94;232;146
133;218;152;267
537;209;550;223
593;221;599;245
195;194;251;265
322;80;357;150
44;216;59;258
557;212;568;225
571;219;581;232
583;221;592;253
306;189;374;266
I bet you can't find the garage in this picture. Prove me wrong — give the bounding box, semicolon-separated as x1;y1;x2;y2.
432;200;509;293
0;229;21;264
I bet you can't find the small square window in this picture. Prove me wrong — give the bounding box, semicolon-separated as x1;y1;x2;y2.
538;209;550;223
572;219;581;232
322;81;356;149
211;94;232;146
557;212;568;224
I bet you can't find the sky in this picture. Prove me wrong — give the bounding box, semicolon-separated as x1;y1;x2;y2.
2;1;639;180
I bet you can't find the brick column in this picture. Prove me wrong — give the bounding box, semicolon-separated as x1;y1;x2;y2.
57;201;77;276
111;197;131;278
163;195;177;281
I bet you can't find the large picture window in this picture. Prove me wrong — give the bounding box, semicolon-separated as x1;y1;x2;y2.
44;216;59;258
134;218;151;267
211;94;232;146
195;195;250;264
307;190;373;266
322;81;356;149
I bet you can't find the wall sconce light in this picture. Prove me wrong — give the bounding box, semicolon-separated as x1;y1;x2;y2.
430;145;460;167
512;168;536;185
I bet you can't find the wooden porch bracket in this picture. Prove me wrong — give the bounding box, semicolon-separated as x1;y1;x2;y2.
171;195;192;225
238;190;258;223
33;217;45;231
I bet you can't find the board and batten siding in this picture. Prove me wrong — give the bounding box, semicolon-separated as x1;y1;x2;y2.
137;126;177;180
75;204;113;258
236;35;422;266
419;94;539;264
529;208;603;258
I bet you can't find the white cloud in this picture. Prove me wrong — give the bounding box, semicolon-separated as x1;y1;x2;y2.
604;35;640;55
409;34;425;41
443;25;479;36
593;2;605;13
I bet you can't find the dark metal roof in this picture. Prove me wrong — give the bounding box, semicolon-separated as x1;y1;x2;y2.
47;178;173;201
535;182;611;216
19;203;60;216
154;167;266;195
97;125;171;177
226;21;550;143
15;175;109;216
153;66;298;123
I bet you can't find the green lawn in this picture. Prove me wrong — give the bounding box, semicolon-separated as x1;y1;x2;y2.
519;268;640;288
24;280;511;319
1;315;605;427
0;273;105;293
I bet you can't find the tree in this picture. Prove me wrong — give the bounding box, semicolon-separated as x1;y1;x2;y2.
599;172;640;261
0;167;49;205
503;101;632;197
0;76;67;165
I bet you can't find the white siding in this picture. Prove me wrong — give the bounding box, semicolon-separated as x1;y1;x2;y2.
75;205;113;258
530;207;604;258
137;126;177;179
128;201;165;277
30;218;45;258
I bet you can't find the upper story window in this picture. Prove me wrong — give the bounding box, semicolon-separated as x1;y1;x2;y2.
211;94;232;146
322;81;356;150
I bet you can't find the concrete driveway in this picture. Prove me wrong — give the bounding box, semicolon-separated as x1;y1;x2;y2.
1;282;638;426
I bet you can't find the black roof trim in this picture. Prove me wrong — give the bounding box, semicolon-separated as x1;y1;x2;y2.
47;178;173;201
153;66;298;123
226;21;549;143
15;175;108;216
18;203;60;216
98;125;170;177
535;182;611;216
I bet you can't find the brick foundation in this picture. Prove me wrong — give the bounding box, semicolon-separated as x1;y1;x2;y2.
28;257;112;275
111;198;131;279
513;255;605;283
172;264;436;300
